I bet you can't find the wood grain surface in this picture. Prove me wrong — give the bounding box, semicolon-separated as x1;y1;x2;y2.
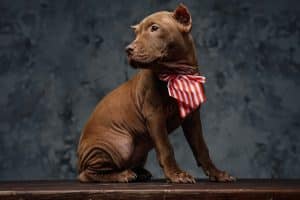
0;179;299;200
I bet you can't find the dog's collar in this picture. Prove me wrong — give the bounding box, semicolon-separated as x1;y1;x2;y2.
156;61;199;75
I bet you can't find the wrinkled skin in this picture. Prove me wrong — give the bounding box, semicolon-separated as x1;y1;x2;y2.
77;4;236;183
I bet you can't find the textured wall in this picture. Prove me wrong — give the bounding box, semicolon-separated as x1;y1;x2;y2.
0;0;299;180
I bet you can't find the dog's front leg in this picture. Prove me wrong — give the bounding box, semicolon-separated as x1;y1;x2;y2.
182;109;236;182
146;113;195;183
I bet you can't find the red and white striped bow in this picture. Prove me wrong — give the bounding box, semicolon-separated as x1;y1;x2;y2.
159;74;206;118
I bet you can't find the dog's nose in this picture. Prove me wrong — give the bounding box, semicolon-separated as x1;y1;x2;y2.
125;45;134;55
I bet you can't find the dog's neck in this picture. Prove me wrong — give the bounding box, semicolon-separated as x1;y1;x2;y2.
156;61;198;75
161;34;198;74
156;36;199;75
185;34;198;66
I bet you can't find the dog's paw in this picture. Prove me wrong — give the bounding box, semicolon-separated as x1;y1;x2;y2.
167;171;196;184
117;169;138;183
208;170;236;182
132;167;152;182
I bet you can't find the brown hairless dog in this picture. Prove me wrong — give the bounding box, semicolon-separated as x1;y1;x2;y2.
77;4;235;183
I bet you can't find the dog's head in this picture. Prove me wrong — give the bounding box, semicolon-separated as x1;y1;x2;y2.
126;4;195;70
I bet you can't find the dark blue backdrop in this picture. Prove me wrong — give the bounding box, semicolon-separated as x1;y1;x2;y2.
0;0;299;180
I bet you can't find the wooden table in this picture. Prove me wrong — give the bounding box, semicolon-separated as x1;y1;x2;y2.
0;179;299;200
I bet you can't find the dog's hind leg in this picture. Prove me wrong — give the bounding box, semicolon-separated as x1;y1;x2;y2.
78;168;137;183
78;148;137;183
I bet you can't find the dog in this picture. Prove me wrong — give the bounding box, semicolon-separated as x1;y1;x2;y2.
77;4;235;183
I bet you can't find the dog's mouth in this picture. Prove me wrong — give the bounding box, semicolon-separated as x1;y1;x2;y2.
127;56;198;75
127;55;159;69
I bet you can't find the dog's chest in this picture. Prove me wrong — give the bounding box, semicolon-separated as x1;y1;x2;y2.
164;98;179;116
164;97;183;133
153;81;183;132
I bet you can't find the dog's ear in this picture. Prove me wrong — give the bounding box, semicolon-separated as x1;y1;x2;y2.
173;3;192;33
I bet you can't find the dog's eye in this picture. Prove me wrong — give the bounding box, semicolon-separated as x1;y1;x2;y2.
150;24;159;32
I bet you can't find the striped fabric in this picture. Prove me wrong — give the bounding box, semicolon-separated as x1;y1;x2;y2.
159;73;206;118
